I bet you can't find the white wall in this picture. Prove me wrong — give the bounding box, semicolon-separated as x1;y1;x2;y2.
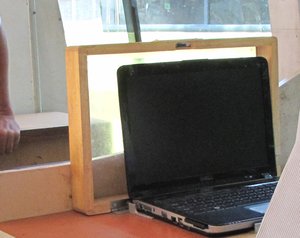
0;0;67;114
280;75;300;167
0;0;36;113
269;0;300;81
31;0;67;113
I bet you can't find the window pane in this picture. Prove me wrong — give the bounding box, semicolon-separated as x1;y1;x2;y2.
100;0;126;31
136;0;271;41
137;0;205;24
136;0;270;26
209;0;270;24
59;0;271;45
58;0;128;46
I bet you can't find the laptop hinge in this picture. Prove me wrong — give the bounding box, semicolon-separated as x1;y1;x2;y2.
128;202;153;219
111;198;129;213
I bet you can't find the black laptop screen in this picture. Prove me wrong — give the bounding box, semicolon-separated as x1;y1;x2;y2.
117;57;276;197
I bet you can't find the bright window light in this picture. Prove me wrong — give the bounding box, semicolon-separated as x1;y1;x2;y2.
58;0;271;46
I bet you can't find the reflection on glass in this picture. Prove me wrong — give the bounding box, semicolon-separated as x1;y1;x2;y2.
136;0;269;25
136;0;271;41
209;0;270;24
58;0;128;46
88;47;256;159
137;0;205;24
58;0;271;46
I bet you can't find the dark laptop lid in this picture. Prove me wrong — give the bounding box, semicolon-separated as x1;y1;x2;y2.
117;57;276;199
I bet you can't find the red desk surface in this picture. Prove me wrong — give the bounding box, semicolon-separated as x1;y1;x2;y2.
0;211;255;238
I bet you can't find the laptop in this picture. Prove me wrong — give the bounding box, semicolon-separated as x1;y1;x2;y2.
117;57;278;236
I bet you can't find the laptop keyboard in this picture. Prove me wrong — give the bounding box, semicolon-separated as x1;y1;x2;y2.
152;182;277;215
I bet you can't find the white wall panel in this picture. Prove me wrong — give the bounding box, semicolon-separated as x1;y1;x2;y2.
0;0;36;113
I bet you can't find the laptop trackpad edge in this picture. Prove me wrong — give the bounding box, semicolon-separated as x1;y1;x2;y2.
191;206;264;226
245;202;269;214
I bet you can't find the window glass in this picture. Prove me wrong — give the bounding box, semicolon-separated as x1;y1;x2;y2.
137;0;205;24
209;0;270;24
136;0;271;41
58;0;270;158
136;0;269;25
58;0;271;46
58;0;128;46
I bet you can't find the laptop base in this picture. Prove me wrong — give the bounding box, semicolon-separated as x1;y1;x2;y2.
128;201;258;237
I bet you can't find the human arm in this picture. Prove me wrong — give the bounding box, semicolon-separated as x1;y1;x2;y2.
0;20;20;155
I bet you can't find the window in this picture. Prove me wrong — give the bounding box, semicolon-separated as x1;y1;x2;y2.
59;0;271;159
58;0;128;45
66;38;279;214
136;0;271;41
58;0;271;46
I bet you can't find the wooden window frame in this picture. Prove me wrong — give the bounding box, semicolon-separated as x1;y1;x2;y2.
65;37;279;215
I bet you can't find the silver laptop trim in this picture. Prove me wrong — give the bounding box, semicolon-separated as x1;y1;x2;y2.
131;200;260;235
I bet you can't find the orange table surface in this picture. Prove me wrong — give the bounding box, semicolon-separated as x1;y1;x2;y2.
0;211;256;238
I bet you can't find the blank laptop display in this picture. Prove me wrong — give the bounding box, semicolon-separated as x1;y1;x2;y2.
117;57;277;236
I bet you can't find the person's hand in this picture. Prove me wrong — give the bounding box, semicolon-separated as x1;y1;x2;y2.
0;113;20;155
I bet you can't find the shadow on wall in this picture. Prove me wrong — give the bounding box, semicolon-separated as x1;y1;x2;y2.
280;74;300;168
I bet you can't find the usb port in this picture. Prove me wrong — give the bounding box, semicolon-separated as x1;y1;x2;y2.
185;218;208;229
161;211;167;218
142;204;152;212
